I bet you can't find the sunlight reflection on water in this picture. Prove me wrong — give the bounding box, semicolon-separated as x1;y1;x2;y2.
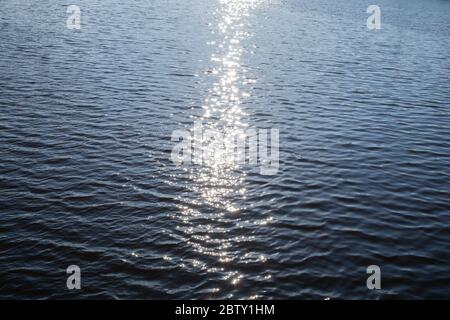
175;0;266;294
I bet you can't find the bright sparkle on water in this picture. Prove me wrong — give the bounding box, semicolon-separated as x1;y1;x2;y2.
175;0;266;289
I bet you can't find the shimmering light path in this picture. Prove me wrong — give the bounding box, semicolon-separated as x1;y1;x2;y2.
174;0;267;297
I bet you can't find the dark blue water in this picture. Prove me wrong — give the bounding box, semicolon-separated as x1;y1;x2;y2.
0;0;449;299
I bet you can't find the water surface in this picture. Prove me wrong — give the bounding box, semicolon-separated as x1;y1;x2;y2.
0;0;450;299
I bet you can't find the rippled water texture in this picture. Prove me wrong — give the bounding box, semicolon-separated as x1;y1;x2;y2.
1;0;450;299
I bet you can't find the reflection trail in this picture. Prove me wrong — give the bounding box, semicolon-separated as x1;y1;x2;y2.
174;0;265;297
